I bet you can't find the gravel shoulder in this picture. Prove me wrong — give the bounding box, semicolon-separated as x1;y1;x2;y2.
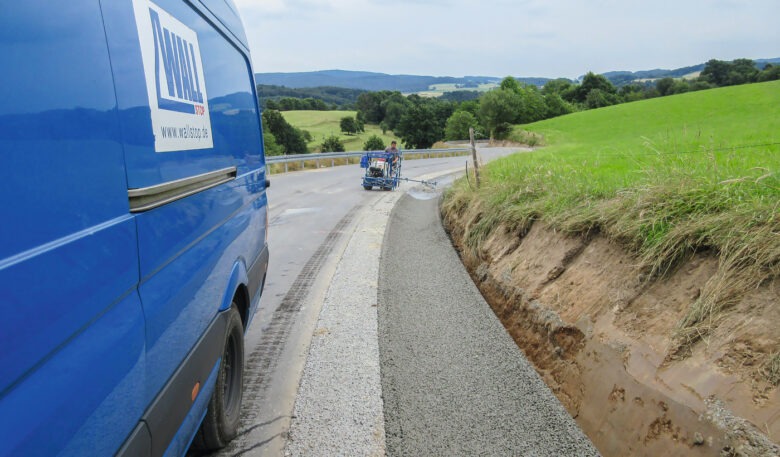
378;193;600;456
284;190;401;456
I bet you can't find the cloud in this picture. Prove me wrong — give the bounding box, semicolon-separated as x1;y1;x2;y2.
232;0;780;78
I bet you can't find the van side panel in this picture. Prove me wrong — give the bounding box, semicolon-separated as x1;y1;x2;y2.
1;292;145;457
100;0;268;447
0;2;129;259
0;2;145;456
0;0;268;454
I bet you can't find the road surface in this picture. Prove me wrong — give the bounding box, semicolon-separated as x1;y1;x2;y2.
206;147;598;456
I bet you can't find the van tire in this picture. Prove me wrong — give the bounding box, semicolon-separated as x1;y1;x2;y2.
363;185;372;190
192;304;244;451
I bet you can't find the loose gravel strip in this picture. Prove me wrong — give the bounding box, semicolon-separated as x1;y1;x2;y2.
285;191;402;456
378;194;601;456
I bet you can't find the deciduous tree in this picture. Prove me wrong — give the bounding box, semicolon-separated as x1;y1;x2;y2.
478;88;523;139
340;116;358;135
396;103;442;149
262;125;283;156
261;109;308;154
445;110;479;141
573;72;617;104
543;93;574;118
499;76;522;93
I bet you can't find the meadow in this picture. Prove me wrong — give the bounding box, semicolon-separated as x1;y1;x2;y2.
281;110;399;152
443;80;780;353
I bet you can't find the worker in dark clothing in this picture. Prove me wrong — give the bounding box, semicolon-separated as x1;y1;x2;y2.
385;140;400;174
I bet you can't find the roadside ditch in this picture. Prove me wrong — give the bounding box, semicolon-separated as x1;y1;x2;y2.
440;199;780;457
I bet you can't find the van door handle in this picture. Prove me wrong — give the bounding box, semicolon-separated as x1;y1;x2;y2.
128;167;237;212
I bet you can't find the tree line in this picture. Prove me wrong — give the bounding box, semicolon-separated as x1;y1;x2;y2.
354;58;780;147
261;58;780;155
258;84;365;110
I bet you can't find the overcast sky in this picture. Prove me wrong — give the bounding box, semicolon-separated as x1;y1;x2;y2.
232;0;779;79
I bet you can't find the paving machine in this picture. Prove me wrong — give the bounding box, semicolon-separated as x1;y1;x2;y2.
360;151;436;190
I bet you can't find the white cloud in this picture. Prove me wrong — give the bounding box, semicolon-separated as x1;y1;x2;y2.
232;0;780;78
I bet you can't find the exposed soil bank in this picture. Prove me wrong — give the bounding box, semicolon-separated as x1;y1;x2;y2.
441;203;780;457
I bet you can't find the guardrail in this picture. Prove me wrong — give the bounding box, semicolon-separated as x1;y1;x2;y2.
266;148;471;173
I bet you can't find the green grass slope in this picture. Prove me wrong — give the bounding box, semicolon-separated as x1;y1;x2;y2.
281;110;399;152
444;80;780;353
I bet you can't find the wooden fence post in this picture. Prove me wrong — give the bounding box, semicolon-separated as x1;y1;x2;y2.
469;128;481;188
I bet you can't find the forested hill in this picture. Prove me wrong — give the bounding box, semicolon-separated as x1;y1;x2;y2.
255;69;503;92
256;59;780;92
601;64;706;86
257;85;366;107
598;58;780;86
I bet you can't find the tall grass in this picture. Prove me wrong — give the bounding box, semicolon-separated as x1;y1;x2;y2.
443;80;780;356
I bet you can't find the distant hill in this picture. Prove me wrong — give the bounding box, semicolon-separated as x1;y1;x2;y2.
600;58;780;86
601;64;705;86
255;69;505;92
257;84;366;107
756;57;780;68
256;58;780;94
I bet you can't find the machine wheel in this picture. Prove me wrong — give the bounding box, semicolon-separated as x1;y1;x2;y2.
192;305;244;451
363;185;372;190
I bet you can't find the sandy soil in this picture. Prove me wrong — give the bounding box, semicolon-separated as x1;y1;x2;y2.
441;203;780;457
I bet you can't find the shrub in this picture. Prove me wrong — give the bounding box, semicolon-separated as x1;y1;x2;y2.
321;135;345;152
363;135;385;151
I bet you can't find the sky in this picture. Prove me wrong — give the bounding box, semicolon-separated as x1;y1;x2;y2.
232;0;780;80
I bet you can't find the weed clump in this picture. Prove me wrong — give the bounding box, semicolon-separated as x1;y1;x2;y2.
761;352;780;386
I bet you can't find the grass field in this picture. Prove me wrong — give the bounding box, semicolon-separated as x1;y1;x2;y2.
443;80;780;353
281;110;399;152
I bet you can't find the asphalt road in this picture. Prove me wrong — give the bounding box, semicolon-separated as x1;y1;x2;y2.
205;147;598;456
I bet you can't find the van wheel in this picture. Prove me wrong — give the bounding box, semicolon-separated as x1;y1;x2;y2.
192;305;244;451
363;185;372;190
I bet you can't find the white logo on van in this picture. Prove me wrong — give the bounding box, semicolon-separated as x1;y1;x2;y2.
132;0;213;152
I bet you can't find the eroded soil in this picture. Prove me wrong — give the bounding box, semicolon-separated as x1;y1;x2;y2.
442;203;780;457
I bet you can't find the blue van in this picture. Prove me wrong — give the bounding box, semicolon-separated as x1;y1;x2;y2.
0;1;269;455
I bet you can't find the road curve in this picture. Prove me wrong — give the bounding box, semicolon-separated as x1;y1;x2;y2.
207;147;599;456
282;163;599;455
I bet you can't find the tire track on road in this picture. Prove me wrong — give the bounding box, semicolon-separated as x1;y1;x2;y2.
223;204;363;456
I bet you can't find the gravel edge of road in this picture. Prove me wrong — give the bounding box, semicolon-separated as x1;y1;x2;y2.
377;193;601;456
284;190;402;456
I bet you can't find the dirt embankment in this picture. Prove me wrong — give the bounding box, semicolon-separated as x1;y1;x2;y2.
441;202;780;457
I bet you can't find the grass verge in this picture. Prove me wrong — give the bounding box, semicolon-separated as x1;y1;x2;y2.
442;80;780;357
